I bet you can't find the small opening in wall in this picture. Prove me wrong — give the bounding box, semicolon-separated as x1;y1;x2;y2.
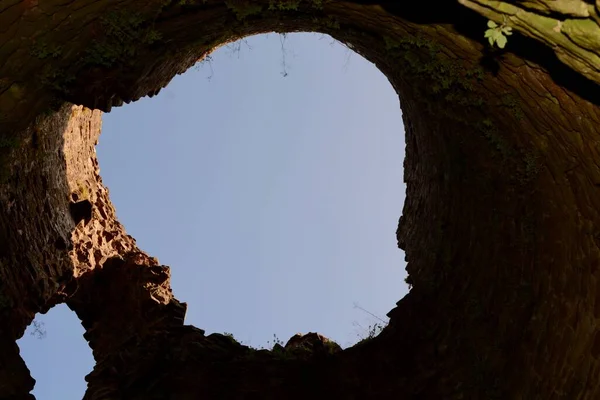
69;199;93;225
17;304;94;399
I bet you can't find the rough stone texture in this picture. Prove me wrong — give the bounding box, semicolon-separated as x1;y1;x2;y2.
2;0;600;399
0;104;152;398
282;332;343;356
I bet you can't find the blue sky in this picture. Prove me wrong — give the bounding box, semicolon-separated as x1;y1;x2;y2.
17;32;407;399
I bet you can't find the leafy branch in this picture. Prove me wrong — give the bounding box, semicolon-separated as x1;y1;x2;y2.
484;19;512;49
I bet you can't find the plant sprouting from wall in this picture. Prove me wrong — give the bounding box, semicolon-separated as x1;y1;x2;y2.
352;302;389;345
485;19;512;49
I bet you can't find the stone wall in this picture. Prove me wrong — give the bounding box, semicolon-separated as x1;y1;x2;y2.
2;1;600;399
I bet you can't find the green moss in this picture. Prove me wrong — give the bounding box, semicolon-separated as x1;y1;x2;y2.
268;0;301;11
222;332;241;344
30;41;63;59
324;16;340;30
382;34;527;158
77;182;90;200
384;34;485;109
39;67;75;94
384;35;442;56
225;0;263;20
307;15;340;31
145;30;163;44
311;0;323;9
83;11;163;67
324;340;340;354
500;93;524;120
271;343;295;360
524;153;540;178
516;152;540;186
0;135;19;149
478;120;514;159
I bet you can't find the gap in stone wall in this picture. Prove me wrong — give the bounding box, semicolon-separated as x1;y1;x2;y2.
96;32;408;350
16;304;94;400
